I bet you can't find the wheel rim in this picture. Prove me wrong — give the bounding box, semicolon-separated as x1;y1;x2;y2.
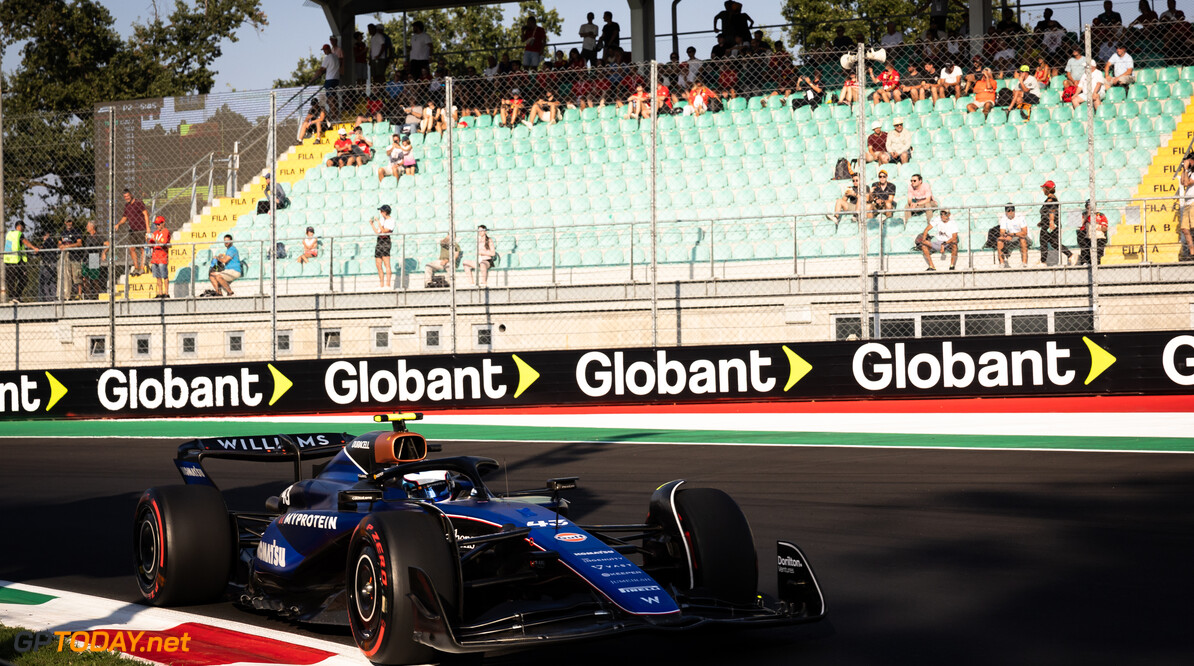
353;551;378;624
136;510;160;586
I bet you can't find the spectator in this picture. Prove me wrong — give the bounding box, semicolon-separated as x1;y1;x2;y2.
996;203;1029;267
1072;63;1107;109
1036;9;1066;62
710;34;729;59
1094;0;1124;26
521;16;547;69
900;63;928;102
368;24;391;84
868;170;896;220
1131;0;1160;27
256;173;290;214
1076;200;1109;264
499;89;526;127
921;61;941;100
832;26;853;50
315;43;341;116
378;133;405;184
1009;65;1041;120
371;205;395;289
869;61;901;105
81;221;108;299
727;2;754;44
990;38;1017;77
880;21;904;47
717;62;739;97
1065;47;1089;85
1038;180;1073;265
904;173;937;224
401;135;417;175
357;95;385;125
209;234;241;297
147;215;170;299
116;189;149;276
37;230;56;302
1180;153;1194;260
58;218;83;300
327;128;355;167
1097;37;1118;63
462;225;497;287
684;46;704;86
684;80;720;115
297;227;319;265
1105;45;1135;87
626;83;650;119
1035;7;1063;32
938;60;964;98
962;55;986;94
599;11;621;60
915;208;958;270
839;70;860;106
408;22;432;81
866;121;889;164
967;67;999;116
579;12;600;66
1162;0;1186;21
654;80;674;116
424;234;461;287
1034;57;1054;87
713;1;734;37
483;55;500;79
351;128;373;166
791;70;824;110
352;31;368;82
299;102;329;141
525;90;561;127
886;118;912;164
832;175;866;223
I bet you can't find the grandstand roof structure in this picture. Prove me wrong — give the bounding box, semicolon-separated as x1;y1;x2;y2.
309;0;659;83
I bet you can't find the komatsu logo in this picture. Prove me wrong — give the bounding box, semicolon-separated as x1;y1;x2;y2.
853;341;1079;390
179;467;206;478
256;540;286;567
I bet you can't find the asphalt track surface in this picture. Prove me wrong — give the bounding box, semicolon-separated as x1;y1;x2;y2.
2;436;1192;665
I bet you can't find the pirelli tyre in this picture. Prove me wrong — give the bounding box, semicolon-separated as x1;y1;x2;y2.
672;487;759;605
134;485;234;606
346;509;461;666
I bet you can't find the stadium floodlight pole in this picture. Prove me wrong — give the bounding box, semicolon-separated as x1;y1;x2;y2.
650;59;659;348
447;76;457;354
269;91;278;361
1084;24;1100;330
856;42;870;340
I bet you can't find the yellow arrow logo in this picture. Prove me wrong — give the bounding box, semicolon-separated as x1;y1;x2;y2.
512;354;540;398
1082;336;1116;385
781;345;813;391
44;372;67;411
268;364;293;406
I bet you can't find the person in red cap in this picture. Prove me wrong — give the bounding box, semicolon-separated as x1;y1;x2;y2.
147;215;171;298
1038;180;1073;265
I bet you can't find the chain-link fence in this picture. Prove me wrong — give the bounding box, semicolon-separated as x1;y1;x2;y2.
3;23;1194;369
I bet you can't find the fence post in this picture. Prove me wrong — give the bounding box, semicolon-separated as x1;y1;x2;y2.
446;75;457;355
269;91;278;362
189;242;196;297
1141;201;1148;264
329;236;335;293
792;216;799;275
856;42;870;340
108;108;116;368
1084;25;1099;330
650;59;659;348
190;165;198;219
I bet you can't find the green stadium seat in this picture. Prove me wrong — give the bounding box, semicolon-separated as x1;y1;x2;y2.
1128;84;1150;101
1173;81;1194;98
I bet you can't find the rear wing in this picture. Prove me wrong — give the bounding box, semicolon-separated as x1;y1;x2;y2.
174;433;350;487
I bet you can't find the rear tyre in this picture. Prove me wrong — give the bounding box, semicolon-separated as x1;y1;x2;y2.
673;487;758;605
134;485;233;606
346;509;460;666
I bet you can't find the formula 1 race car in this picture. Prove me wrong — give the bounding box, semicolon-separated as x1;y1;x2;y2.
134;414;825;665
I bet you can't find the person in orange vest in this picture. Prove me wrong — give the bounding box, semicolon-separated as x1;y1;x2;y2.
147;216;171;298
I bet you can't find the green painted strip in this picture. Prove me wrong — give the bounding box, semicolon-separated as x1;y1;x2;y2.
0;588;56;605
0;420;1192;453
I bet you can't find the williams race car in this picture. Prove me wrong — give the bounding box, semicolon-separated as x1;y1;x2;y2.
134;413;825;664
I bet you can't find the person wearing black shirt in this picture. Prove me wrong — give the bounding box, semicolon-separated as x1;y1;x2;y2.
58;218;84;300
710;34;729;59
832;26;853;50
869;171;897;221
1038;181;1072;265
1094;0;1123;25
1035;8;1064;31
598;11;620;61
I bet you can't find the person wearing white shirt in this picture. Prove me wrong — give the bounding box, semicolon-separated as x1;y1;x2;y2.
916;209;958;270
579;13;599;66
938;61;964;98
1064;48;1088;84
880;21;904;47
684;46;704;85
1105;46;1135;86
997;204;1029;267
316;43;341;115
1072;64;1107;109
408;21;433;78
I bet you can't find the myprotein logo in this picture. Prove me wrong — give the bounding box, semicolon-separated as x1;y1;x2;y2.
851;337;1116;391
574;347;812;397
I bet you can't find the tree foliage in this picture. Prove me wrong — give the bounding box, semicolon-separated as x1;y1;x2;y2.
383;1;562;74
781;0;966;50
1;0;266;230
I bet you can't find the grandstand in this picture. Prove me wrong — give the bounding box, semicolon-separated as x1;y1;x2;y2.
104;62;1194;300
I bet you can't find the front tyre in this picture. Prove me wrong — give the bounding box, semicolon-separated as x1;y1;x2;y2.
347;510;460;666
673;487;759;605
134;485;233;606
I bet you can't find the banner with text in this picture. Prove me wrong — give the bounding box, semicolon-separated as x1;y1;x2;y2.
2;332;1193;419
